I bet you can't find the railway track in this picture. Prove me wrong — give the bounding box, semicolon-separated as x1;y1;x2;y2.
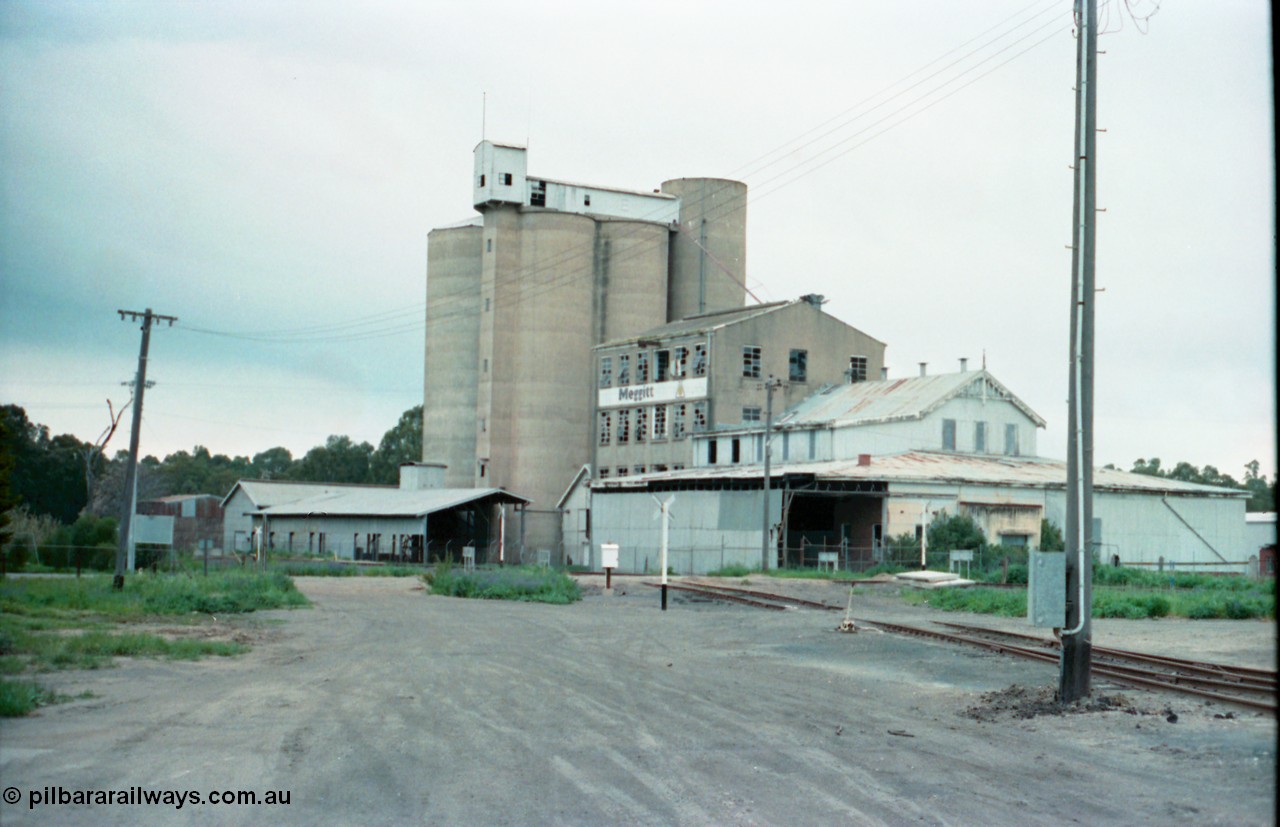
860;618;1276;716
641;581;1276;715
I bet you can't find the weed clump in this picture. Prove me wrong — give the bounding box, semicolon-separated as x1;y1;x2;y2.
426;566;581;604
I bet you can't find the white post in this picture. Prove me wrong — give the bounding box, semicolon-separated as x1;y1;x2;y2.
920;501;930;570
499;503;506;565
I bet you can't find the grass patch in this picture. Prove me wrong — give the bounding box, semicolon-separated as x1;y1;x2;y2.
272;561;420;578
0;678;61;717
426;566;581;604
903;587;1028;617
0;571;305;682
0;571;309;619
901;582;1274;620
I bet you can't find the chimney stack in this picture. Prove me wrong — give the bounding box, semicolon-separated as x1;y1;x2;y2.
959;357;968;373
919;362;928;377
880;366;889;380
857;454;872;467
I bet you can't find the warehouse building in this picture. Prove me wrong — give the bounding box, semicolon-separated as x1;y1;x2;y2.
423;140;758;549
223;464;528;563
570;369;1249;573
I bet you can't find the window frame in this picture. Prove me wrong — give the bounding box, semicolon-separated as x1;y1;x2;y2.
789;348;808;382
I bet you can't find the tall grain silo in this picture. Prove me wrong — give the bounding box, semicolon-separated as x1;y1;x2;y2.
422;221;483;488
485;209;600;515
661;178;748;320
596;218;670;342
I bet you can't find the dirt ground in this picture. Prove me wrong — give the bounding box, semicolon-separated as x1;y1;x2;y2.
0;575;1274;826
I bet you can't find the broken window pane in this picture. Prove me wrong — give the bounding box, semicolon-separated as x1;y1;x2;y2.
656;350;670;382
599;412;612;446
693;343;707;377
742;346;761;379
789;349;808;382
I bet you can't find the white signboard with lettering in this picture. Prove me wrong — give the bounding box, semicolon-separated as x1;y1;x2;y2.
597;377;707;409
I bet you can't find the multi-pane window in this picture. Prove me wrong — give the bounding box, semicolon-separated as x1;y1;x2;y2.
789;349;808;382
742;346;762;379
618;354;631;386
848;355;868;383
616;466;629;477
633;465;646;476
635;408;648;443
742;406;761;423
656;350;670;382
618;410;631;444
636;351;650;383
599;357;613;389
654;405;668;439
692;401;708;433
672;404;687;439
974;421;987;453
673;346;688;378
942;419;957;451
598;412;612;446
1005;424;1020;456
693;343;708;377
598;468;610;479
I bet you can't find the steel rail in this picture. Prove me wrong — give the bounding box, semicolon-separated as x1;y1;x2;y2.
644;582;788;610
934;621;1277;689
858;618;1276;716
688;581;843;611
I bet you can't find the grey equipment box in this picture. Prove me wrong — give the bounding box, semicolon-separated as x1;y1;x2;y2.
1027;549;1066;628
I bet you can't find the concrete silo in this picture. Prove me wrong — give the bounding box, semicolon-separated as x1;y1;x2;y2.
483;209;600;514
422;221;483;489
596;218;670;342
661;178;748;320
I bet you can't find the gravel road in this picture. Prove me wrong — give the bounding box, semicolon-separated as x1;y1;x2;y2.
1;575;1273;826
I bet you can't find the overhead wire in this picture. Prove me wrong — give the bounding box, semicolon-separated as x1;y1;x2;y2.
175;2;1070;349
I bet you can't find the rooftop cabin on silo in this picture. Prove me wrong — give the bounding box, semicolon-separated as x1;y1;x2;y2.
471;140;681;223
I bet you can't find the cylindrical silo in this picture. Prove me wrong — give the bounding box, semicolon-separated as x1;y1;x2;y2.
597;218;670;342
422;223;482;489
490;210;599;515
660;177;748;321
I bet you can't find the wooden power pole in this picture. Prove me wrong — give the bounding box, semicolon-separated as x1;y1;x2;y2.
114;308;177;589
1061;0;1097;703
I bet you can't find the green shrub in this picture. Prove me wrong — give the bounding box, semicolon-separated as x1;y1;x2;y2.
428;566;581;604
707;564;753;578
0;679;57;717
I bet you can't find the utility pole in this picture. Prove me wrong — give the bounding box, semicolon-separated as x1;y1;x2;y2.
761;376;783;571
114;308;177;589
1061;0;1097;702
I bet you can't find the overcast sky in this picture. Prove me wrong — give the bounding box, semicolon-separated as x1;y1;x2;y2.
1;0;1274;480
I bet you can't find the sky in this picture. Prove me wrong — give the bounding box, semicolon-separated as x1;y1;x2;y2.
1;0;1275;480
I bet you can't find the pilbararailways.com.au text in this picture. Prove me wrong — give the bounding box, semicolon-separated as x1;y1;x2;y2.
5;785;292;810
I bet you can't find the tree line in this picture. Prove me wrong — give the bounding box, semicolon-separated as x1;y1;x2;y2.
1;404;423;527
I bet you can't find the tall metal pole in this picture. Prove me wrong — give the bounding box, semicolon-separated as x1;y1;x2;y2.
761;376;782;570
114;308;176;589
1061;0;1097;702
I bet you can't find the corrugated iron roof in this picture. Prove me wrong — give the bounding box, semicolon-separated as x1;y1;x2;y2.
595;451;1246;497
255;487;529;519
220;480;393;510
775;369;1046;429
595;302;791;348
